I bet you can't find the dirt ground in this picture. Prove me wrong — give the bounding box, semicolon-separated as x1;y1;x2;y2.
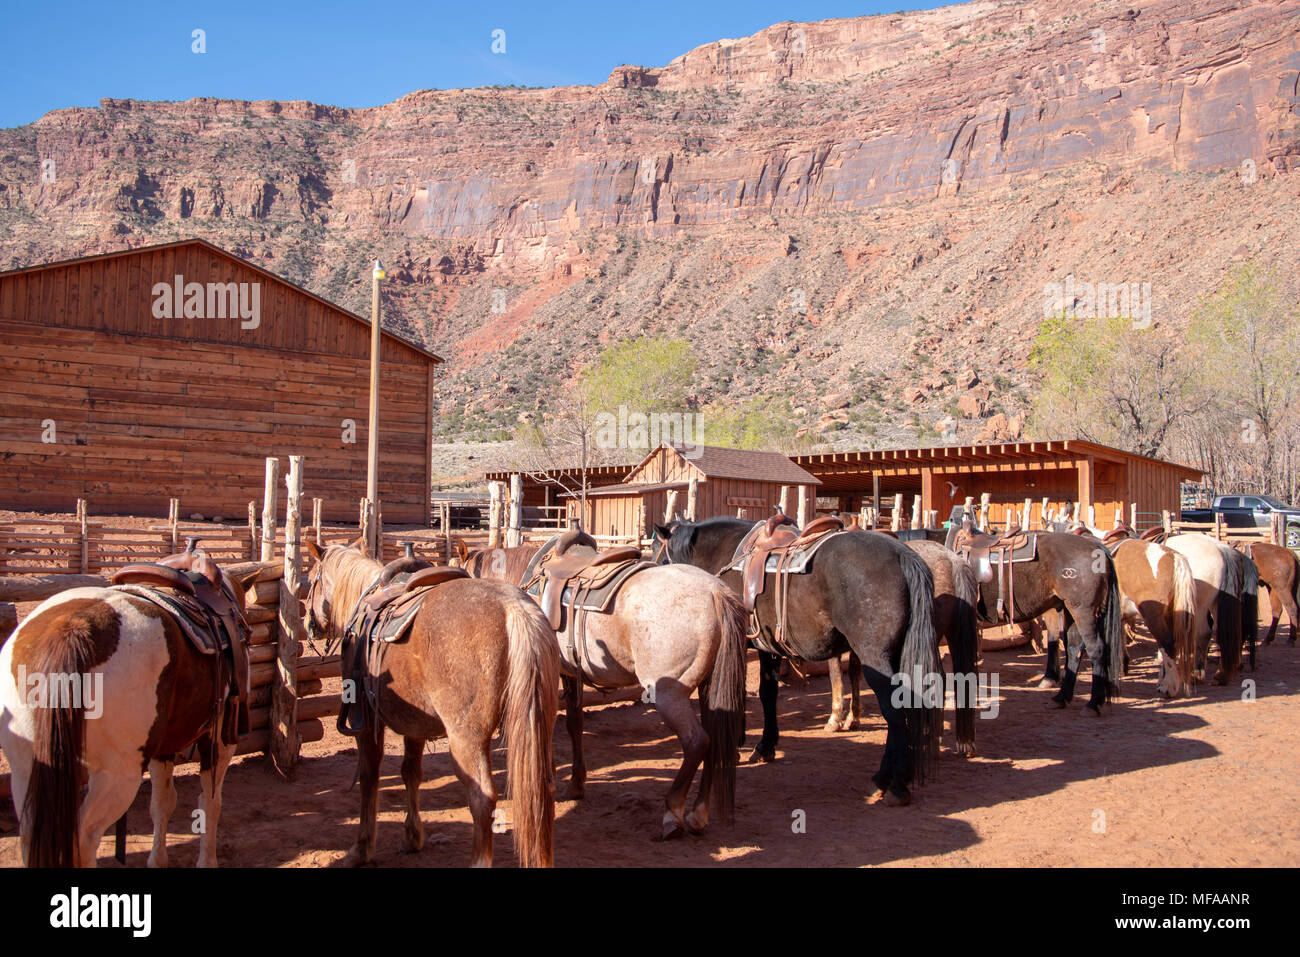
1;625;1295;868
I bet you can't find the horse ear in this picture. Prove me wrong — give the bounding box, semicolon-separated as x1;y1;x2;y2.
305;539;323;562
653;524;673;540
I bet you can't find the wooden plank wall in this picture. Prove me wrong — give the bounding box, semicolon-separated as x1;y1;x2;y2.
0;245;435;523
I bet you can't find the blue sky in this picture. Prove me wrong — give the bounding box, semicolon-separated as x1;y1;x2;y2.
0;1;937;129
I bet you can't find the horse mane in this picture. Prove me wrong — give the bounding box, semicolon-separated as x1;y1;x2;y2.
324;546;383;629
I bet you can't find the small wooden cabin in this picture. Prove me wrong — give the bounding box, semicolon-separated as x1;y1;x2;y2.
565;444;820;539
0;239;441;523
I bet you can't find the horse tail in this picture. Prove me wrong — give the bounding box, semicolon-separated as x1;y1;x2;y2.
502;597;559;867
25;616;99;867
1241;553;1259;672
1169;549;1197;694
1100;549;1124;701
949;555;980;755
704;585;747;824
1215;544;1243;682
898;547;941;784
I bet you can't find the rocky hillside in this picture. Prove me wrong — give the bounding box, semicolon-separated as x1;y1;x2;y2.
2;0;1298;453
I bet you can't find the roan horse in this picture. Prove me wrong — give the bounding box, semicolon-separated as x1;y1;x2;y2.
304;540;559;867
655;517;944;806
463;535;748;840
963;530;1124;715
824;538;980;754
0;551;257;867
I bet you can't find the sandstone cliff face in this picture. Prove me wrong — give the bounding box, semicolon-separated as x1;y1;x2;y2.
1;0;1298;450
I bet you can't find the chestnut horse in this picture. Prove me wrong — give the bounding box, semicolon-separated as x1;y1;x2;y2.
304;540;559;867
655;517;942;806
0;559;257;867
1242;541;1299;647
462;538;748;839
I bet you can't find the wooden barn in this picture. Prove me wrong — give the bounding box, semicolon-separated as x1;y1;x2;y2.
563;444;820;538
0;239;441;524
793;440;1204;531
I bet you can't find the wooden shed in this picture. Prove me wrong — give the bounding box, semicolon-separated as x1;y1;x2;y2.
0;239;441;523
793;440;1204;531
565;444;820;539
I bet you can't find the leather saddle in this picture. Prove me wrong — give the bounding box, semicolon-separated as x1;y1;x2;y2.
110;539;251;745
338;557;471;737
948;521;1038;622
1138;526;1168;544
524;530;648;632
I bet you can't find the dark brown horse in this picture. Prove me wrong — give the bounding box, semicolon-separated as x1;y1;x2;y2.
305;540;559;867
655;517;942;806
966;531;1124;714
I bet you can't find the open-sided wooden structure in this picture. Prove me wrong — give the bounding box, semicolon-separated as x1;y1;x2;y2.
793;440;1204;530
0;239;441;523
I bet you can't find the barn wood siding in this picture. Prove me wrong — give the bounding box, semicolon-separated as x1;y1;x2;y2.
0;244;435;523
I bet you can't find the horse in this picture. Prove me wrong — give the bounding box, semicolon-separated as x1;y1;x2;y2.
964;531;1124;715
824;538;979;756
654;516;943;806
461;535;748;839
1163;533;1256;685
1241;541;1299;647
303;540;559;867
1108;537;1198;698
0;555;258;867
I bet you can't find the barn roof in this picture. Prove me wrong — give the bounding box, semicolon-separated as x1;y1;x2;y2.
0;237;442;364
630;443;821;486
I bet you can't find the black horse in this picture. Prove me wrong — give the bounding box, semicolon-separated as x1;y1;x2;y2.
969;531;1125;714
654;517;944;805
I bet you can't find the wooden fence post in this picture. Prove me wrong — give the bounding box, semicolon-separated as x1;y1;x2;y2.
261;458;280;563
1214;513;1223;541
359;498;371;557
77;499;88;575
508;473;523;548
1162;509;1172;533
488;482;503;548
927;509;938;529
911;494;922;529
664;489;679;523
313;498;322;546
978;493;989;531
248;501;257;559
859;505;869;529
441;501;452;563
273;455;304;773
778;486;790;517
798;487;811;527
686;478;698;521
169;498;179;553
891;494;903;532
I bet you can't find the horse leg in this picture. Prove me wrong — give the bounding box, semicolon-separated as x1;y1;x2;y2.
344;726;385;867
1073;611;1109;716
1282;583;1300;646
196;736;235;868
400;736;425;853
147;759;177;868
826;654;846;732
1038;615;1064;688
1261;586;1280;645
750;649;781;763
860;654;912;806
561;674;586;800
447;729;497;868
1050;612;1082;708
847;650;862;730
652;681;708;839
688;678;714;833
77;771;142;867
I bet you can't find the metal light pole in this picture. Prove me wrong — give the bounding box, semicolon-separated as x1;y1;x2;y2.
366;260;385;555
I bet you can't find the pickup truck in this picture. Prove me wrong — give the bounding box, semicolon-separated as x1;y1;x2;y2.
1181;495;1300;546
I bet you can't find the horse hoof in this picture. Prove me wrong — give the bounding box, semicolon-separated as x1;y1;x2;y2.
1083;703;1102;717
748;745;777;764
1036;676;1060;689
881;789;911;807
563;785;585;802
684;811;708;834
342;848;370;868
956;743;977;758
659;815;686;841
1047;696;1067;710
824;718;841;733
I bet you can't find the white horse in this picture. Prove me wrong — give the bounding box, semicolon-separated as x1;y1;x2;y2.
1163;533;1256;685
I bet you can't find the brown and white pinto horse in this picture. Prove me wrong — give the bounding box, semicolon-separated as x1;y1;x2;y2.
1109;538;1198;698
0;562;257;867
304;540;559;866
1163;533;1256;685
